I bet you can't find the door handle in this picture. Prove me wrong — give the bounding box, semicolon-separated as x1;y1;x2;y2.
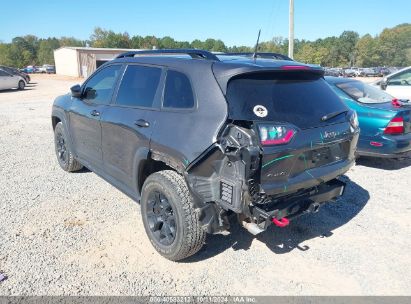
134;119;150;128
90;110;100;117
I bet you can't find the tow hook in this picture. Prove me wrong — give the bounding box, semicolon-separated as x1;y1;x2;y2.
272;217;289;227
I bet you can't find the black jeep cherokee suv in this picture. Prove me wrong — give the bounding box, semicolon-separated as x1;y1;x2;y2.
52;49;359;261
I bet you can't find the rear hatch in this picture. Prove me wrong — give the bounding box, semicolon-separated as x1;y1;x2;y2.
226;71;358;196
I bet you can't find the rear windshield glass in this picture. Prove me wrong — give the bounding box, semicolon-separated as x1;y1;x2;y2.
226;73;347;129
336;81;394;104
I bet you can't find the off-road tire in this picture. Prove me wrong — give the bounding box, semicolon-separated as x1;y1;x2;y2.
54;122;83;172
141;170;206;261
18;80;25;90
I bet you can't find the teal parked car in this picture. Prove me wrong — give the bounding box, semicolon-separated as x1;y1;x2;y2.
326;77;411;158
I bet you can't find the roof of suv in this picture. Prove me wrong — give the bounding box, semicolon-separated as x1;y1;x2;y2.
111;49;324;93
112;49;321;70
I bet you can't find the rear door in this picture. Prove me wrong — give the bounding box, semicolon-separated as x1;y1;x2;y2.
68;64;122;168
100;64;164;191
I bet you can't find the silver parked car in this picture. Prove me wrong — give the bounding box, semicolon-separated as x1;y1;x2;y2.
372;66;411;100
0;68;26;90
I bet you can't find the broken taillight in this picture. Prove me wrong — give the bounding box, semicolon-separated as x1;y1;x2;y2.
384;117;404;135
258;125;296;146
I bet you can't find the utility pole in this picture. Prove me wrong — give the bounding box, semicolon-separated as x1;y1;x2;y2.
288;0;294;59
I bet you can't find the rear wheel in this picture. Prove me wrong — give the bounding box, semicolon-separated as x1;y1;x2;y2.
18;80;25;90
54;122;83;172
141;170;206;261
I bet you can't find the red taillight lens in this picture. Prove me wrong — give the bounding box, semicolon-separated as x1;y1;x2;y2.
384;117;404;134
258;125;296;146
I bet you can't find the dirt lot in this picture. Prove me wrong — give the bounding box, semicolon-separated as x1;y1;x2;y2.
0;74;410;295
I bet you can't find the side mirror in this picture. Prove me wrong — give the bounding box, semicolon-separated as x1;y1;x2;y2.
70;84;82;98
380;78;388;90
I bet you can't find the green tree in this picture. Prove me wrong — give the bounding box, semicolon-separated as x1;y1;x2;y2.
59;37;85;47
131;35;144;48
191;39;204;49
0;43;14;66
1;23;410;68
336;31;359;66
355;34;380;67
37;38;60;65
159;36;176;49
90;27;131;48
377;24;410;66
211;39;227;52
141;36;159;49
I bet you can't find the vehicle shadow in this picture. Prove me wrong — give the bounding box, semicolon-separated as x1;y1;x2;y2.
74;167;91;173
357;156;411;170
0;88;34;92
184;176;369;262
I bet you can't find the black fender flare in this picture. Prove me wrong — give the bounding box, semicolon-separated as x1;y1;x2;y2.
51;108;76;155
132;146;150;196
150;150;186;174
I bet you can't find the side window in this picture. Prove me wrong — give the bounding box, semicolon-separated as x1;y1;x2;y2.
116;65;162;108
388;70;411;86
0;70;10;76
83;65;122;104
163;70;195;109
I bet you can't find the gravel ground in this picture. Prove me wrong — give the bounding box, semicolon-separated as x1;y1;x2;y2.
0;75;410;296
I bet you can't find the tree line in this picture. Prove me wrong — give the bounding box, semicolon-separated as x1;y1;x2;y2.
0;24;410;68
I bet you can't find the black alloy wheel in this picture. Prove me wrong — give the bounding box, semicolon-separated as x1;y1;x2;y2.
146;190;177;246
56;131;68;166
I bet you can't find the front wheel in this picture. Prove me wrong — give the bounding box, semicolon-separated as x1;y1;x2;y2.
141;170;206;261
54;122;83;172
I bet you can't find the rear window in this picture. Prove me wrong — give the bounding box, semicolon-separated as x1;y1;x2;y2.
163;70;195;109
226;73;347;129
336;81;394;104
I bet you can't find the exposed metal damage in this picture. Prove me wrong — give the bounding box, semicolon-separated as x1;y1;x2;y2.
186;123;351;235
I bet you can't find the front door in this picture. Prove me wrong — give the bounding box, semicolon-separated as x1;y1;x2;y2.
68;64;123;168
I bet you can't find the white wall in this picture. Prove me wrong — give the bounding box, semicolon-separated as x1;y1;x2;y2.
54;48;79;77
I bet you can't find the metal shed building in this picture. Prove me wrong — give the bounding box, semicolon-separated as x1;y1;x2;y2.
54;47;141;78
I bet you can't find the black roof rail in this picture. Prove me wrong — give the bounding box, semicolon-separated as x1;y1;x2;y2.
219;52;293;61
115;49;220;61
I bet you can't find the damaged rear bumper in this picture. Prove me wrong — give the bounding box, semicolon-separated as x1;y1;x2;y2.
260;159;354;196
244;178;346;234
186;123;355;234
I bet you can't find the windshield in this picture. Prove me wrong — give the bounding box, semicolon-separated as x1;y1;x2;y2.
226;73;348;129
336;81;394;104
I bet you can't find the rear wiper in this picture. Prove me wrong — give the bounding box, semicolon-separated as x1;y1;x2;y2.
321;110;349;122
